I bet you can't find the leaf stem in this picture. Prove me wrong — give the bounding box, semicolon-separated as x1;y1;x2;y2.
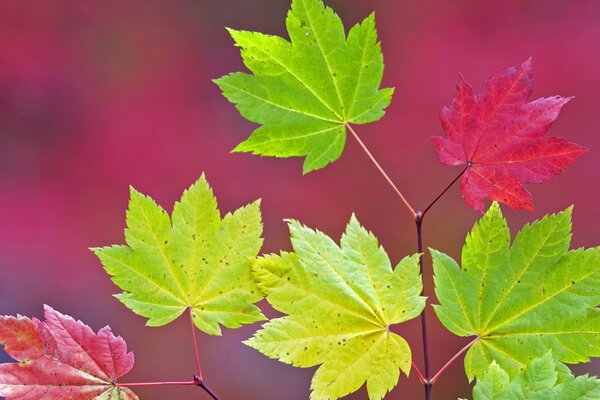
415;164;470;398
118;377;222;400
421;164;469;220
430;337;479;384
345;126;472;399
118;380;197;387
346;123;417;219
412;361;426;384
189;307;203;380
187;310;221;399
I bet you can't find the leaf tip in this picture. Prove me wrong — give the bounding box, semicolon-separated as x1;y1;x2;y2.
301;161;319;175
523;202;535;212
128;185;145;201
283;217;299;225
89;246;101;254
361;11;376;26
488;200;502;214
231;140;250;154
576;143;590;155
565;204;574;215
427;247;443;258
211;76;226;88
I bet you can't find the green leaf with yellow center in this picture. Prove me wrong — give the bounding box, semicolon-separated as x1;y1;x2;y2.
247;216;425;400
215;0;393;173
93;175;265;335
433;202;600;381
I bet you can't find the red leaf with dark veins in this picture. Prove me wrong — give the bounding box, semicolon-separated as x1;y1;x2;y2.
0;305;138;400
433;58;588;212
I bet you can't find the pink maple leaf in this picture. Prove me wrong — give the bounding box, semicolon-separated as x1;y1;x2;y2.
433;58;587;212
0;305;137;400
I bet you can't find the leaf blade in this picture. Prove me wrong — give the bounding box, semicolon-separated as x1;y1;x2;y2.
0;306;137;400
434;60;587;212
248;216;424;399
433;203;600;379
216;0;393;172
94;175;266;335
471;354;600;400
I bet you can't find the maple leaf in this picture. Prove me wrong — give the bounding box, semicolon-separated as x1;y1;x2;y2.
433;59;587;212
432;202;600;380
0;305;137;400
93;174;265;335
246;215;425;400
469;353;600;400
215;0;393;173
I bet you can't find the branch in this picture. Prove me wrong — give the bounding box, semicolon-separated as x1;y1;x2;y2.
119;380;197;387
421;164;469;220
188;309;221;399
415;214;432;400
346;123;417;219
189;307;203;380
195;375;222;400
119;377;222;400
430;337;479;384
412;361;426;384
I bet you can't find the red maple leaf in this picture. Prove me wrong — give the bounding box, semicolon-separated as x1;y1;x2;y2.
433;59;587;212
0;305;138;400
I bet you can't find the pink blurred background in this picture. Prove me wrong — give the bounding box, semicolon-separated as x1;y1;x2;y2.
1;1;599;399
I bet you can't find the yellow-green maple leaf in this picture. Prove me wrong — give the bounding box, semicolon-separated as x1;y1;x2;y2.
215;0;393;173
433;202;600;381
93;175;265;335
246;216;425;400
469;353;600;400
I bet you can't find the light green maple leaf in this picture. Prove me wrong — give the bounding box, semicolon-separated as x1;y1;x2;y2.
469;353;600;400
432;202;600;381
246;215;425;400
214;0;393;173
93;175;266;335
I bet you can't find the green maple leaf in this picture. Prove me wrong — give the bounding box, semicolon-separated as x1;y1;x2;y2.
469;353;600;399
246;216;425;400
432;202;600;380
214;0;393;173
93;175;265;335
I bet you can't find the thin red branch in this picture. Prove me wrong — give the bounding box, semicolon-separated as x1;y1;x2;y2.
412;361;426;384
346;123;417;219
189;307;203;380
430;337;479;384
421;164;469;220
119;377;222;400
118;380;197;387
188;310;221;399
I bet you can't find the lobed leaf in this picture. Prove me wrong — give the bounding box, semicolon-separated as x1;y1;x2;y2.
470;353;600;399
433;59;587;212
433;202;600;380
93;174;266;335
215;0;393;173
0;306;137;400
246;215;425;399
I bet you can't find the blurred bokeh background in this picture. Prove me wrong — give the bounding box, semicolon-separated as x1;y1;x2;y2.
1;0;599;399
